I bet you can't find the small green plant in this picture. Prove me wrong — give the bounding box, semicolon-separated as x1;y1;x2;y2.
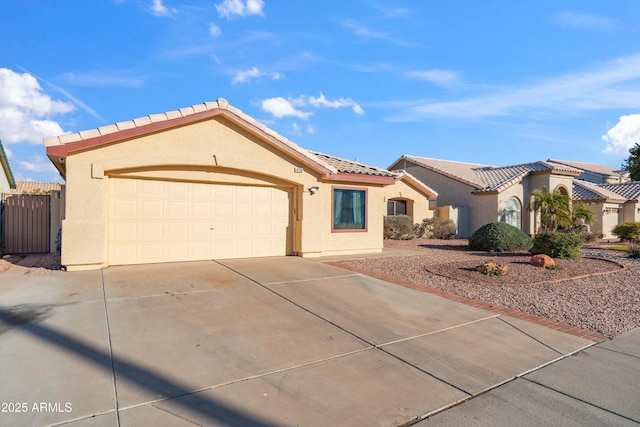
532;232;584;260
417;217;457;239
611;222;640;241
545;264;560;271
469;222;532;252
383;215;415;240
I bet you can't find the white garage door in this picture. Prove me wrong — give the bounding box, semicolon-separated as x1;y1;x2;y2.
108;178;290;265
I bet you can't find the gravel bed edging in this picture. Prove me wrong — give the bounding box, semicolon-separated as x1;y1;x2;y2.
423;256;625;287
324;261;609;343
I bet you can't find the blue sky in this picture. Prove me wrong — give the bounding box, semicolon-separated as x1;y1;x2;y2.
1;0;640;183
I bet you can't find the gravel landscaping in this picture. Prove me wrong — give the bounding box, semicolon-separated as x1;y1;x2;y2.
337;239;640;338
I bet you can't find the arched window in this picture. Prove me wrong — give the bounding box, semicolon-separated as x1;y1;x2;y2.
504;197;521;229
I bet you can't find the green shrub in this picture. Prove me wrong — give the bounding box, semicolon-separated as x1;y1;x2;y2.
532;232;583;259
417;217;457;239
611;222;640;241
383;215;415;240
469;222;532;252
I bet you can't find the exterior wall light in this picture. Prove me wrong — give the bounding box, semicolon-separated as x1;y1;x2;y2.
309;186;319;195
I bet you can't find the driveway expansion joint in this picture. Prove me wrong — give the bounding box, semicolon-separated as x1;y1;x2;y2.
100;269;121;427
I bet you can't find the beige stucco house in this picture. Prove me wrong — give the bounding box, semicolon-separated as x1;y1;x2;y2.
45;99;436;271
388;155;581;237
573;180;640;238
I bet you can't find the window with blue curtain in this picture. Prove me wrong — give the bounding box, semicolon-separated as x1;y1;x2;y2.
333;188;366;230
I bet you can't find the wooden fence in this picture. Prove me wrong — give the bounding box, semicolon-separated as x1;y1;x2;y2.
1;194;51;254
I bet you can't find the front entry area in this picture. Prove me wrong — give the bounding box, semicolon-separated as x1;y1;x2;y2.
108;177;291;265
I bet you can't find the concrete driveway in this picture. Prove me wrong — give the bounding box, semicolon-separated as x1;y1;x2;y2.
0;256;630;426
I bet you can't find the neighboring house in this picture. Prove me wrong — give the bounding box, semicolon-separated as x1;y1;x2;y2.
547;159;629;184
0;140;17;194
388;155;582;237
45;99;436;271
572;180;629;238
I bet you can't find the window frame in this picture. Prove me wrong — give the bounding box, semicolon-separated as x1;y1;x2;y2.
387;199;408;216
503;197;522;229
331;186;368;233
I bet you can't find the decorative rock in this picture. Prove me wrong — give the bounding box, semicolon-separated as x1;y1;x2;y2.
530;254;555;268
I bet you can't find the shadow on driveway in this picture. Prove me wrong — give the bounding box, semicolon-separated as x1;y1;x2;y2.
0;306;283;426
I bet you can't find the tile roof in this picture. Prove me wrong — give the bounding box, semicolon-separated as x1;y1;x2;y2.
572;180;627;202
599;181;640;201
547;159;626;178
45;99;418;184
11;181;62;194
399;156;487;188
311;151;398;177
45;99;339;178
396;155;581;193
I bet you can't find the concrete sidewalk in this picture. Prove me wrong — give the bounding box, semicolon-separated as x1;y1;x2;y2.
0;257;636;426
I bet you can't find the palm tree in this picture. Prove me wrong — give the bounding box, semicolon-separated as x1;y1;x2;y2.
569;200;596;232
528;187;572;232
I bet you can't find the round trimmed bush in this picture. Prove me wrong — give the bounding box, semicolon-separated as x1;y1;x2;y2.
469;222;532;252
611;222;640;241
532;232;583;259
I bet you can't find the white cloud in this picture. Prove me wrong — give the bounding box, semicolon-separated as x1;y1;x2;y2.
150;0;176;16
308;93;364;115
0;68;73;144
602;114;640;155
261;97;311;119
208;22;222;37
406;69;460;88
18;154;58;173
290;122;315;136
232;67;282;85
261;93;364;119
392;53;640;121
216;0;264;19
551;11;615;31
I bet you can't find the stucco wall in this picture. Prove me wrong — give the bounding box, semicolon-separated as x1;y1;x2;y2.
587;202;624;239
622;201;640;223
382;178;434;223
395;163;475;235
0;171;10;194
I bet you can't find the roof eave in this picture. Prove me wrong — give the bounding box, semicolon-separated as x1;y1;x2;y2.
45;103;338;179
327;173;396;185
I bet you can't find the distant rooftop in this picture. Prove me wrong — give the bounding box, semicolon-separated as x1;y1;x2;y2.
547;159;627;179
392;155;581;193
12;181;62;194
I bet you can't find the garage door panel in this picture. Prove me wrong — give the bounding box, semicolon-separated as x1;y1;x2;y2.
140;223;163;240
166;243;189;261
141;180;164;196
109;178;290;265
112;200;137;218
192;202;211;218
142;200;163;217
111;222;137;240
